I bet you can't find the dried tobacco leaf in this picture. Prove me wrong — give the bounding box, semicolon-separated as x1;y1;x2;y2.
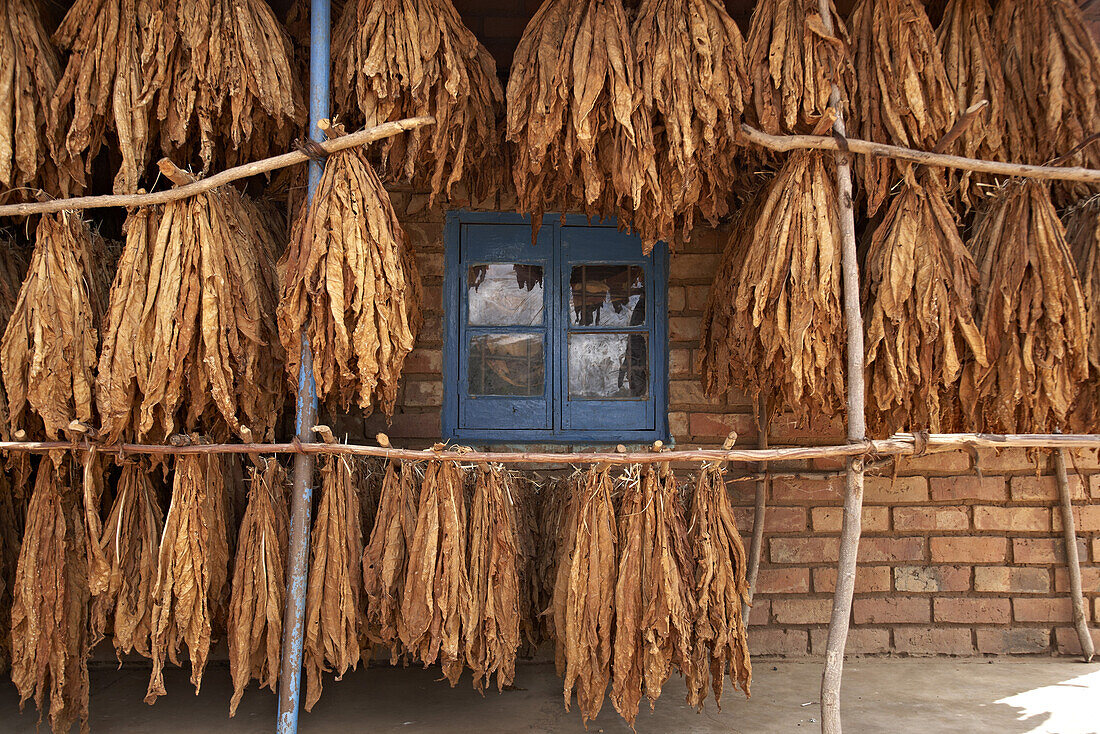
544;475;578;675
862;169;988;437
0;212;109;440
0;233;28;442
507;0;659;237
964;180;1090;433
146;448;232;704
332;0;504;202
11;457;90;734
398;460;468;686
1064;197;1100;430
687;464;750;709
97;187;284;444
304;455;363;712
228;458;289;716
849;0;958;216
0;467;22;673
278;126;422;416
631;0;750;248
745;0;854;136
464;464;521;693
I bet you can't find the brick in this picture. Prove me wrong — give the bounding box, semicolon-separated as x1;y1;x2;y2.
685;285;710;311
1054;567;1100;593
1053;505;1100;533
403;348;443;374
770;477;843;503
852;597;931;624
772;598;833;624
688;412;754;439
930;476;1007;502
931;537;1007;563
1092;474;1100;499
768;413;845;443
812;565;892;594
892;506;969;531
362;409;441;439
402;379;443;407
755;568;811;595
1055;627;1100;656
974;567;1051;594
857;537;926;563
894;565;971;593
733;506;806;534
669;381;726;407
770;537;839;564
863;476;929;503
667;286;686;312
1010;475;1087;501
669;348;693;377
811;506;889;533
975;628;1051;654
900;450;970;473
978;448;1042;473
1094;537;1100;561
974;506;1051;532
749;629;810;656
669;316;700;341
1013;538;1089;564
670;254;720;281
747;599;770;626
810;628;891;655
893;628;975;655
1013;598;1073;623
934;598;1011;624
668;411;689;439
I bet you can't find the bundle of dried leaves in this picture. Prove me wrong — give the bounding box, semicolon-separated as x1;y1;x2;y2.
362;460;418;660
304;455;363;711
745;0;854;136
11;457;90;734
705;152;846;423
540;476;575;656
146;449;232;704
0;233;28;442
630;0;750;248
278;124;422;416
964;181;1089;433
228;458;289;716
686;463;750;709
332;0;503;202
849;0;957;216
1064;197;1100;430
0;212;109;440
0;467;22;673
399;460;468;686
611;466;695;726
863;170;988;437
465;464;521;692
97;186;284;444
551;465;617;726
507;0;658;236
935;0;1006;207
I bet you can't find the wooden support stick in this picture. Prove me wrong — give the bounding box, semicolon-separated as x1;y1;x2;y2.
818;2;867;731
1053;448;1095;662
742;394;770;622
0;116;435;218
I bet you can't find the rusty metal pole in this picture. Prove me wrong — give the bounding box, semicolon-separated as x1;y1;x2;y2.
277;0;327;729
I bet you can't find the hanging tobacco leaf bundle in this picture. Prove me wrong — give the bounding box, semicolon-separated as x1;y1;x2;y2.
935;0;1007;208
399;459;468;686
142;0;305;174
304;455;363;711
512;474;541;654
97;186;284;444
551;465;617;726
362;460;418;660
464;464;521;693
1;211;109;440
848;0;958;216
745;0;854;136
611;465;695;725
228;458;289;716
687;463;750;709
964;181;1089;433
0;468;22;673
51;0;151;194
278;124;422;416
91;460;163;659
507;0;659;235
11;457;90;734
0;233;28;442
540;475;576;657
862;170;988;437
146;449;232;704
630;0;750;248
715;152;846;422
1064;197;1100;431
332;0;504;202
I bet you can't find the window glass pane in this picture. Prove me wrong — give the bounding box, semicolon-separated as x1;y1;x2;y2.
569;265;645;327
568;333;648;399
469;333;544;396
468;264;544;325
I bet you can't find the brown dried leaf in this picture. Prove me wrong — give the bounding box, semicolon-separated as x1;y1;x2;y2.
1063;196;1100;430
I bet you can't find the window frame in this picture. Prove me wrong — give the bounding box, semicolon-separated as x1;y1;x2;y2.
443;210;669;444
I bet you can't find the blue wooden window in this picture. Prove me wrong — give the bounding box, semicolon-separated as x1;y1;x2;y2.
443;211;668;443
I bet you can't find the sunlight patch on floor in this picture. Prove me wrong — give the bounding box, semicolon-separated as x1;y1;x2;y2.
994;668;1100;734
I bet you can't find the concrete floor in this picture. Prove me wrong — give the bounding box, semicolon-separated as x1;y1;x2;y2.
1;658;1098;733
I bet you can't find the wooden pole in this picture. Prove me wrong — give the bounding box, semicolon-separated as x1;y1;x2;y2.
1053;448;1095;662
816;3;866;733
743;394;770;621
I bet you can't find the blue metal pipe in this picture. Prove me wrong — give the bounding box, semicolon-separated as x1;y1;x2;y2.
277;0;329;729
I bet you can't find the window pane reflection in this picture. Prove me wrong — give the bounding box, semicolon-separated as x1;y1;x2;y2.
568;333;648;399
569;265;645;327
468;264;544;326
469;333;544;396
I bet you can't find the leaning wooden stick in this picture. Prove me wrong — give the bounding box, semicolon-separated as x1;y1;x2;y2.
0;116;436;217
1053;448;1095;662
742;395;770;622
